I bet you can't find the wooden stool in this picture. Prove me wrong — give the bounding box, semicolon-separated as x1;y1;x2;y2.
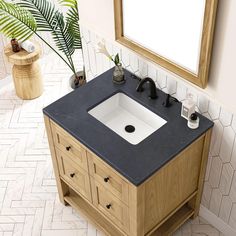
4;42;43;100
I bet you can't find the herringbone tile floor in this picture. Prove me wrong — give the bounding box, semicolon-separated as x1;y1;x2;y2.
0;54;223;235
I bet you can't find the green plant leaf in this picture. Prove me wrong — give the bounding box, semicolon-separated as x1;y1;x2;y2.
19;0;82;74
0;0;36;41
58;0;81;49
58;0;77;8
114;53;120;65
18;0;59;32
19;0;73;57
52;11;75;58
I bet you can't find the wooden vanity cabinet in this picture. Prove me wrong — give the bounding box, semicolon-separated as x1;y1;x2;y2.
44;116;212;236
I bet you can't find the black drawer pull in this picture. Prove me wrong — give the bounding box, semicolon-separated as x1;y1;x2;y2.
106;204;112;209
70;173;75;178
104;177;110;183
66;146;71;151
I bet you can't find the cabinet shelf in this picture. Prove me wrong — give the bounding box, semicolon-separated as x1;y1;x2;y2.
64;188;126;236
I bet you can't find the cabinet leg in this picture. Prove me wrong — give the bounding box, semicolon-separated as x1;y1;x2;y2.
188;196;199;219
188;129;212;218
58;180;69;205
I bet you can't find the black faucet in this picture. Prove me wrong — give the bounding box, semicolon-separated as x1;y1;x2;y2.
136;77;157;99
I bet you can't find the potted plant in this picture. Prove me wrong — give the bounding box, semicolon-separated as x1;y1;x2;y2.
97;41;125;84
0;0;85;89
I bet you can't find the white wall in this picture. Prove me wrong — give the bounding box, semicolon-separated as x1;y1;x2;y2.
208;0;236;114
79;0;236;115
79;0;115;40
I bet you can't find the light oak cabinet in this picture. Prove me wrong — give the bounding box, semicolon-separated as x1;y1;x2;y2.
51;122;88;171
55;149;92;202
88;150;129;205
92;180;130;233
44;116;212;236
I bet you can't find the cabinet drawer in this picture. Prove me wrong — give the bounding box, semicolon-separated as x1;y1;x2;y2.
56;149;92;202
87;151;129;205
92;180;129;233
51;121;88;172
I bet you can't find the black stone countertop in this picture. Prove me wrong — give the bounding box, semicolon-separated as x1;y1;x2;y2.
43;68;213;186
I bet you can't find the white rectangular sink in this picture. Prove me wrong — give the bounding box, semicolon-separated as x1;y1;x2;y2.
88;93;167;145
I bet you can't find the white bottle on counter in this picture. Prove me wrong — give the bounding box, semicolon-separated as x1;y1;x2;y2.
20;40;35;53
181;93;196;120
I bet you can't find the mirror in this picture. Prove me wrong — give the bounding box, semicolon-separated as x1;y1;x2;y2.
114;0;218;88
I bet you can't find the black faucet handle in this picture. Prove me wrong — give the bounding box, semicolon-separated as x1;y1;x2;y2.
131;74;141;81
162;93;171;107
162;94;179;107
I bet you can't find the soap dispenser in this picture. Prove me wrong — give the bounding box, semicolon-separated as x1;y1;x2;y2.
181;93;195;120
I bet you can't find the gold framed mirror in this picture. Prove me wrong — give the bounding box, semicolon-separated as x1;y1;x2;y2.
114;0;218;88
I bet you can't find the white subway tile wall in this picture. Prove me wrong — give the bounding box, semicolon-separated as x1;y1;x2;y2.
81;26;236;230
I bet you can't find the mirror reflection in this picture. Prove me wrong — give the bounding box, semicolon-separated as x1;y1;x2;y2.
123;0;206;74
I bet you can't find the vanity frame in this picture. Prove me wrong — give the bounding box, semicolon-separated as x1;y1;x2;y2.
114;0;218;88
44;115;212;236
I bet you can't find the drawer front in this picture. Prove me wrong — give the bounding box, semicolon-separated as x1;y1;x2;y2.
56;149;92;202
87;151;129;205
51;122;88;172
92;180;129;233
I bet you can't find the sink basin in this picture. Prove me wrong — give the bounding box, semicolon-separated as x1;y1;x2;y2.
88;93;167;145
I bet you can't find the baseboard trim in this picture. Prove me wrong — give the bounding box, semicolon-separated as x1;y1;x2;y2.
199;205;236;236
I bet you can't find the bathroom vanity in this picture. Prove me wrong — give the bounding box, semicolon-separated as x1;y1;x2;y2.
43;68;213;236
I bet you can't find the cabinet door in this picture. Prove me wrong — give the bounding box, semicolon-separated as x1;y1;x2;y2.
91;179;130;234
87;151;129;205
56;149;92;202
51;121;88;172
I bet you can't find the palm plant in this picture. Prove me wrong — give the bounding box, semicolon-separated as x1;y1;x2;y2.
0;0;84;86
